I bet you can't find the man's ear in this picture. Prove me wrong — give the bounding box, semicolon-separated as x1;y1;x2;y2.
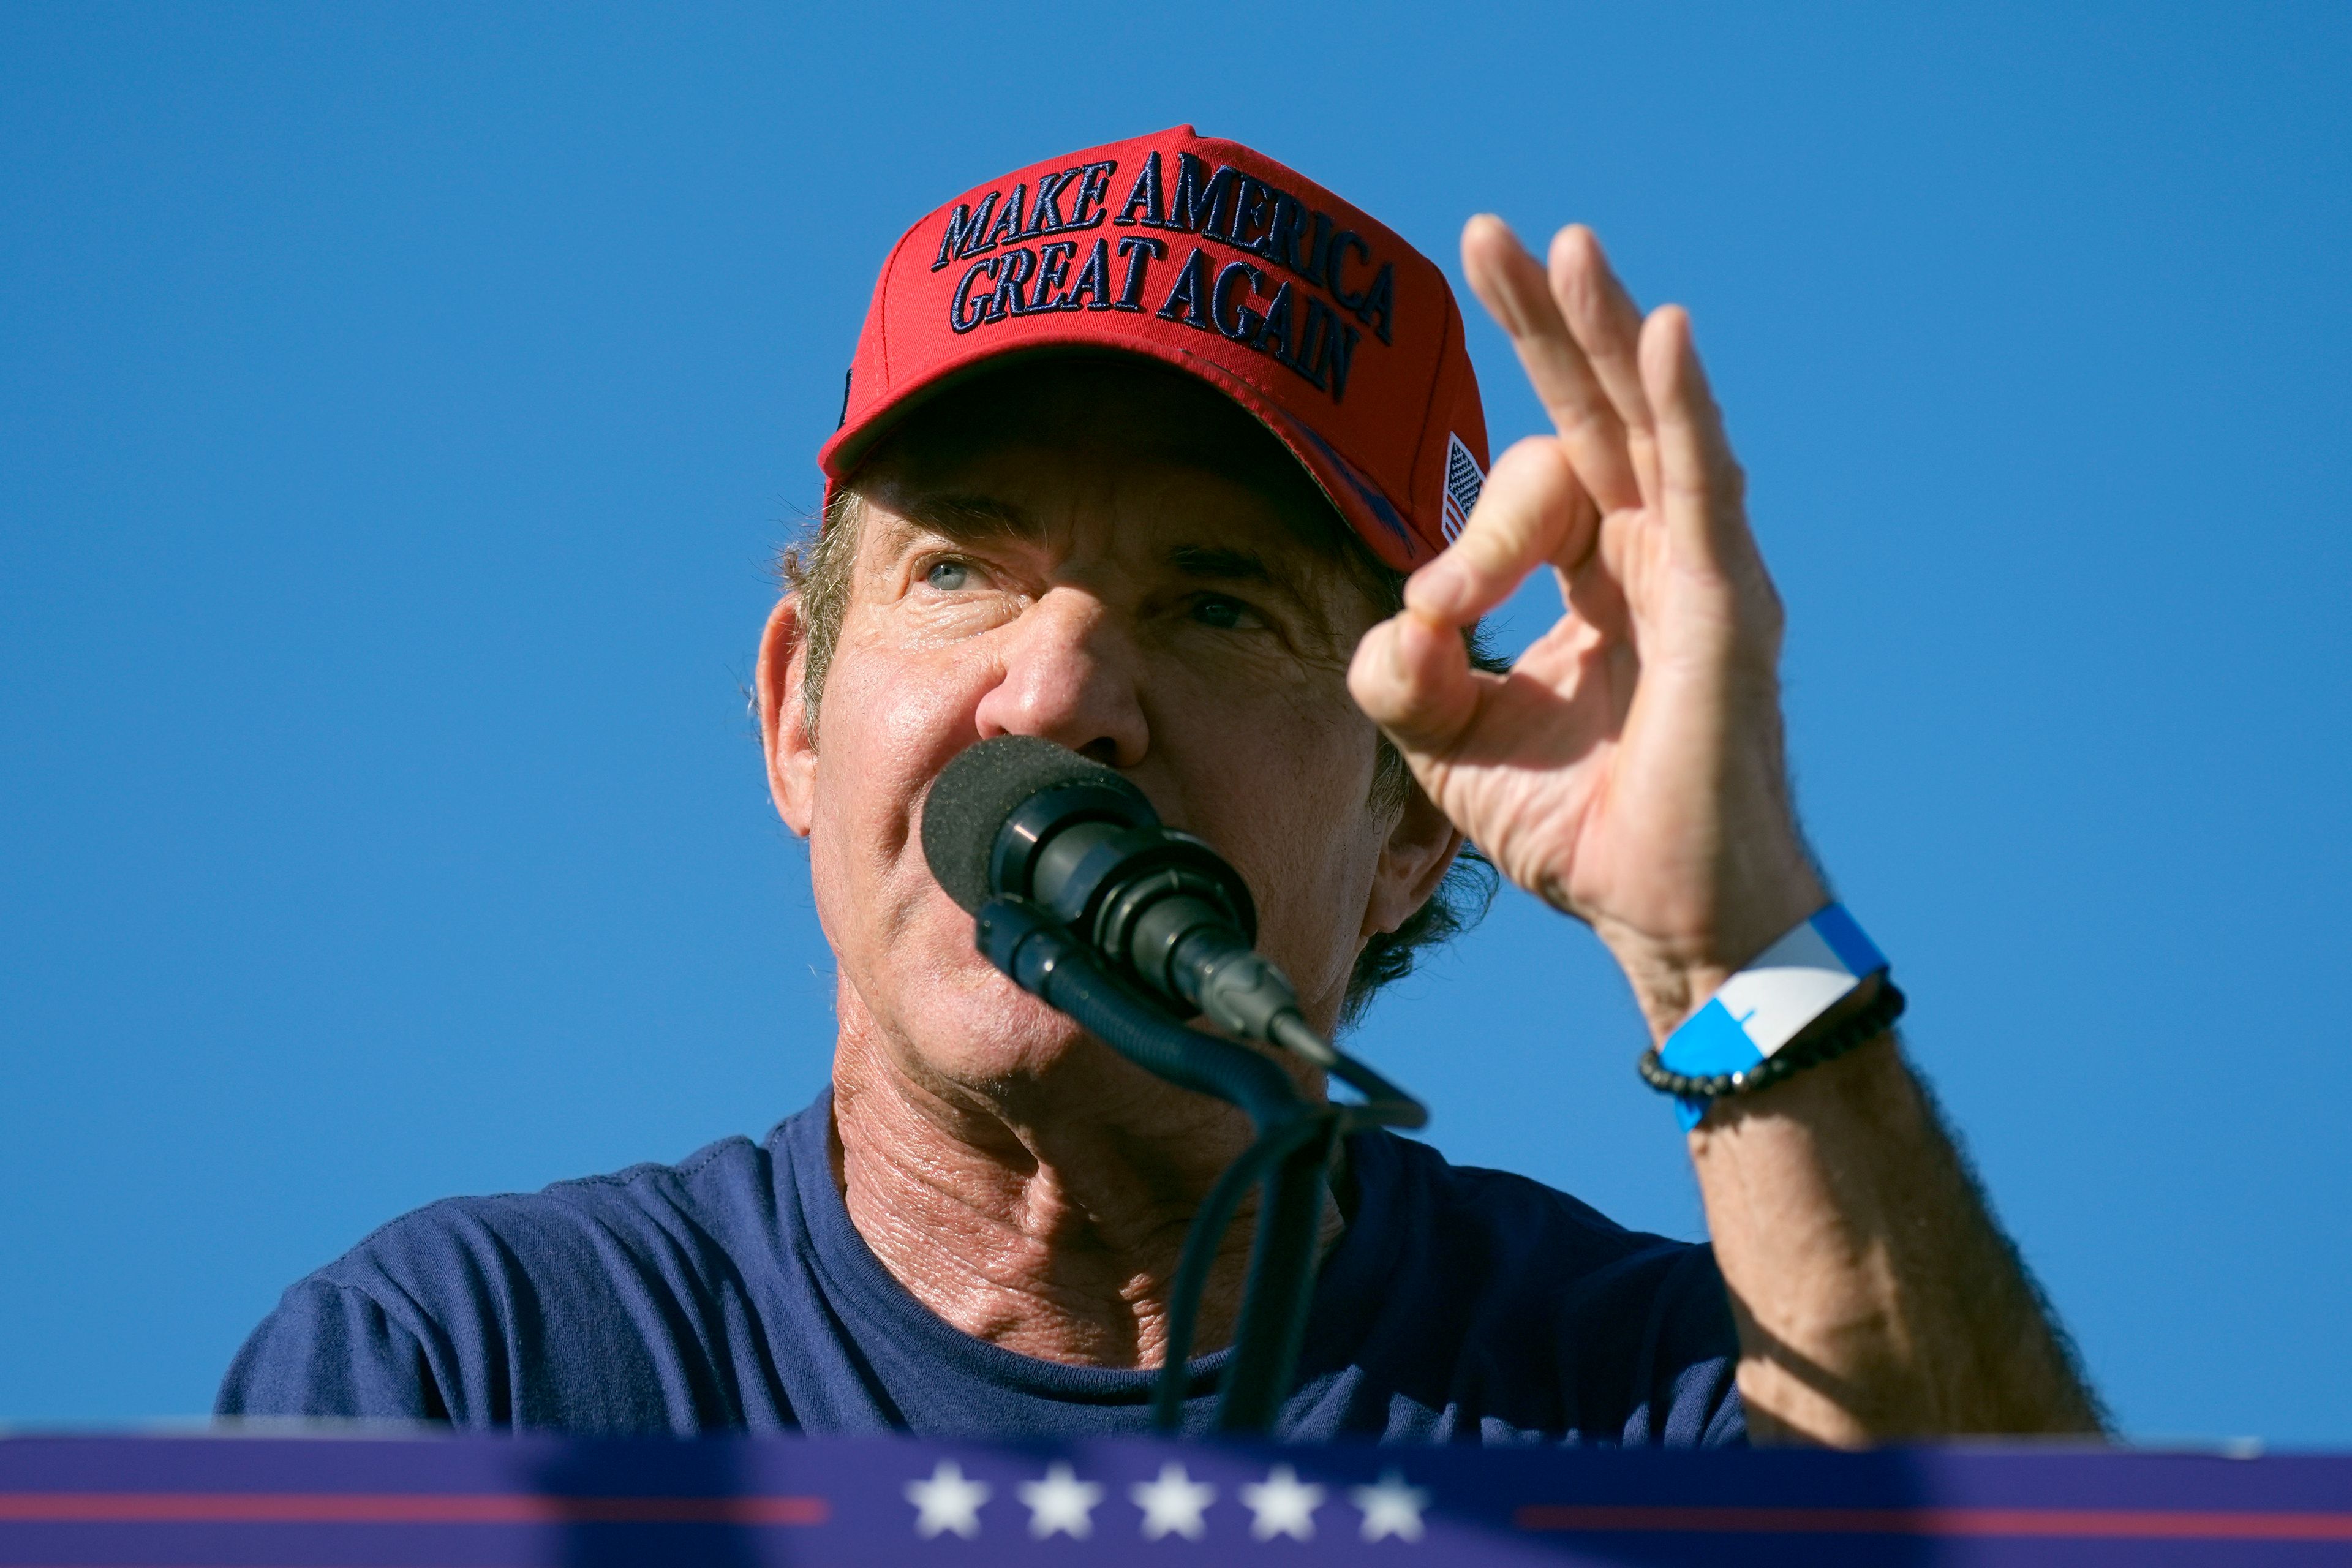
756;593;817;837
1362;774;1464;941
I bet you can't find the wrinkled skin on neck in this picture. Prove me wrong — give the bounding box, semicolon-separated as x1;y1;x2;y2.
757;363;1460;1368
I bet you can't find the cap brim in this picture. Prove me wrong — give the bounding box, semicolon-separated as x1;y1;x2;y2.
817;329;1428;575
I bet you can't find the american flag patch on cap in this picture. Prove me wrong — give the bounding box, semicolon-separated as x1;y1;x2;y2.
1441;433;1484;543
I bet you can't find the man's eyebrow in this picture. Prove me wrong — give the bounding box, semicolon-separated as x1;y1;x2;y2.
1167;543;1284;588
887;490;1043;544
1169;543;1341;628
1170;541;1345;644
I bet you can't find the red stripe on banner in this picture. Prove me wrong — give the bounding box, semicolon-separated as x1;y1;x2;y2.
0;1493;828;1526
1514;1504;2352;1540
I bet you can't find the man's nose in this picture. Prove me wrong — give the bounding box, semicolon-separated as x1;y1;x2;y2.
971;586;1149;769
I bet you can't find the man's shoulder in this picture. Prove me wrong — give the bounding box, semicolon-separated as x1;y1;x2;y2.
1371;1129;1703;1267
307;1125;799;1315
1335;1131;1740;1446
221;1117;826;1427
1357;1129;1730;1349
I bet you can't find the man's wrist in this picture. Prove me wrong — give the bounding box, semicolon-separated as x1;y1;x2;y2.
1598;876;1833;1045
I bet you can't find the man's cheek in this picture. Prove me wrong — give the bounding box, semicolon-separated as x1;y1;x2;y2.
832;625;993;778
1234;770;1385;990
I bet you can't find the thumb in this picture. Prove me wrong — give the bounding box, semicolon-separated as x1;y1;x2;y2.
1349;607;1483;761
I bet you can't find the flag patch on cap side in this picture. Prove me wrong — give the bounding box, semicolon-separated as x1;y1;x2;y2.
1440;432;1484;543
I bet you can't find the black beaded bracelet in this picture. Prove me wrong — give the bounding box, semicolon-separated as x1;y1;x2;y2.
1637;979;1907;1103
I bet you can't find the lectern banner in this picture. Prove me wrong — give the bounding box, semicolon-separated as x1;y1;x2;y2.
2;1433;2347;1565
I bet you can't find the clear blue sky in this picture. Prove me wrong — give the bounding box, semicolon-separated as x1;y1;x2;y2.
4;4;2346;1442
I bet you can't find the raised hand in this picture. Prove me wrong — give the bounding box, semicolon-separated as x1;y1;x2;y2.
1349;219;1826;1041
1349;221;2109;1445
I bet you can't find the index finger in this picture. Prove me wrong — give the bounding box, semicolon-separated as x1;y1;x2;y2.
1461;215;1644;511
1406;436;1594;624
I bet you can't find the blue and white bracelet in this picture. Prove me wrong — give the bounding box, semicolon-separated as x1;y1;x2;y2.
1637;905;1905;1131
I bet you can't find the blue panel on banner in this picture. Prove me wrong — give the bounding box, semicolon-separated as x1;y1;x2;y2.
3;1433;2351;1566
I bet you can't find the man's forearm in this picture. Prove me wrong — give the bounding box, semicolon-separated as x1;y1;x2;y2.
1689;1027;2106;1445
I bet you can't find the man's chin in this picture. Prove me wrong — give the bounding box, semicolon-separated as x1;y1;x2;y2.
840;945;1095;1082
838;940;1254;1140
919;984;1102;1087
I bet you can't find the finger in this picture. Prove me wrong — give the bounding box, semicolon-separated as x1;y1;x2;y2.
1551;227;1662;508
1348;605;1485;760
1404;437;1594;624
1638;305;1752;574
1461;215;1643;509
1548;225;1654;440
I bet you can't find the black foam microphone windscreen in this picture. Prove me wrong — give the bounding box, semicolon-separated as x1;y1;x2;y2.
919;736;1147;912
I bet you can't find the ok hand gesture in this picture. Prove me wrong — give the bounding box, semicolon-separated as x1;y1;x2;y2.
1351;221;1826;1040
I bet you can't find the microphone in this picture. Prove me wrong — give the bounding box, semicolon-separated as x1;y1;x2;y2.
919;735;1426;1434
919;736;1330;1063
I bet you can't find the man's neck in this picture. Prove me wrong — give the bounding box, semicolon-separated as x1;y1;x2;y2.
827;1000;1333;1370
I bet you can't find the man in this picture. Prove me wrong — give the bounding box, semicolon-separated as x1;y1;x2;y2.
219;127;2103;1444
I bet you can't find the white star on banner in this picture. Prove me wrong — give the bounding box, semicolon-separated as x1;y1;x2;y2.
1129;1462;1216;1540
905;1460;990;1539
1349;1469;1431;1542
1017;1461;1104;1539
1240;1463;1325;1540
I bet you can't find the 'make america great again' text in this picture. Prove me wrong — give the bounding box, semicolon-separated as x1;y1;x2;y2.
930;151;1398;405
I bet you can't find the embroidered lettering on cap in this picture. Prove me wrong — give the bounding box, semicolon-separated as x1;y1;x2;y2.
1153;246;1362;402
932;162;1123;272
933;146;1398;404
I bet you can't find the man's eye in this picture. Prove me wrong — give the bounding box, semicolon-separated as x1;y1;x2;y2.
1189;594;1261;631
923;559;972;592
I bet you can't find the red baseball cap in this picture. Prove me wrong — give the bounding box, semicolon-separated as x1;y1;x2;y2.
818;125;1488;573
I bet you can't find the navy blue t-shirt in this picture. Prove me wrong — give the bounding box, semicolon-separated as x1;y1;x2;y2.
218;1094;1744;1444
